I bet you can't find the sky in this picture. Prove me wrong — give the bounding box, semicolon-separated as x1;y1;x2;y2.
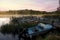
0;0;59;12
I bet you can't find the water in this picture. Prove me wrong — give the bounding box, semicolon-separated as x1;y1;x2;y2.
0;33;18;40
0;18;10;26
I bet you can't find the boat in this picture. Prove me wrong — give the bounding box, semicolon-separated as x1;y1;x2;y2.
26;23;53;37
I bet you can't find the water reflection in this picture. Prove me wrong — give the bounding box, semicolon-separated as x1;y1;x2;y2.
0;33;18;40
0;18;10;26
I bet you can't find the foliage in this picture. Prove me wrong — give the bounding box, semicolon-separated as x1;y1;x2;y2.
0;9;60;15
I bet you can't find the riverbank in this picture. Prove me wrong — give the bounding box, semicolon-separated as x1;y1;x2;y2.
0;14;60;18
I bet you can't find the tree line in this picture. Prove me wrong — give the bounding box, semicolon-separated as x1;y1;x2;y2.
0;9;60;15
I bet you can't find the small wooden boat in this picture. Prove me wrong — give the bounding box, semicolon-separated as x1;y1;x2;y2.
26;23;53;37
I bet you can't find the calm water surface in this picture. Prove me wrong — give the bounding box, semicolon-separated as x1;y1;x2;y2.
0;33;18;40
0;18;10;26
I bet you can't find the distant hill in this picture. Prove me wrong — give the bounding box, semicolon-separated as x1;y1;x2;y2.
0;9;60;15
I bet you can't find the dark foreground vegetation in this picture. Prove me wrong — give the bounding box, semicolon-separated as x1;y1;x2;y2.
0;14;60;40
0;10;60;40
